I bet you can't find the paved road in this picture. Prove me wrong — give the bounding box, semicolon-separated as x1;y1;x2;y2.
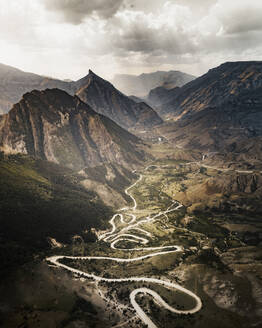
46;165;202;328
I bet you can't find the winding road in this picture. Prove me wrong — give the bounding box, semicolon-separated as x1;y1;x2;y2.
46;165;202;328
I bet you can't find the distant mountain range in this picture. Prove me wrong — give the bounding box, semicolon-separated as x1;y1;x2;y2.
111;70;195;97
0;63;79;114
1;61;262;169
0;63;162;131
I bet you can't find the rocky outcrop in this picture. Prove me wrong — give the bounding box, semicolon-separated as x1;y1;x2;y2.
76;70;162;130
0;89;145;170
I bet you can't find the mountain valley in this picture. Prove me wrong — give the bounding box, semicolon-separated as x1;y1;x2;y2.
0;61;262;328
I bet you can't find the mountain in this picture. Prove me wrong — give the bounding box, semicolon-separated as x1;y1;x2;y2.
0;88;146;170
79;162;137;208
76;70;163;130
0;63;114;115
0;63;79;114
158;61;262;163
147;86;181;116
128;95;145;103
0;64;162;130
112;70;196;97
0;152;113;271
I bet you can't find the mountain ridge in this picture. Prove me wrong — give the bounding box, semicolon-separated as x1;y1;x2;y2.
0;63;110;115
76;70;163;130
0;64;163;132
158;61;262;165
0;88;146;170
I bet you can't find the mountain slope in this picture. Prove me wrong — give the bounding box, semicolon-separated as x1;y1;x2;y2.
0;63;113;115
79;163;137;208
0;63;80;114
147;86;181;116
0;153;113;271
158;61;262;163
164;61;262;116
112;70;195;97
76;70;162;130
0;88;145;170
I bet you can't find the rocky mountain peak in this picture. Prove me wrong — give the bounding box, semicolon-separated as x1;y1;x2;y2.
0;88;145;170
20;88;89;116
88;69;100;77
22;88;71;100
76;72;163;130
0;64;119;115
75;69;114;93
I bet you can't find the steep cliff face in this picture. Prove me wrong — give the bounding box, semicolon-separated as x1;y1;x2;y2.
0;89;145;170
76;70;163;130
158;62;262;159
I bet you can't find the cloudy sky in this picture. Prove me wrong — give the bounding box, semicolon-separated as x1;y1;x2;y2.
1;0;262;80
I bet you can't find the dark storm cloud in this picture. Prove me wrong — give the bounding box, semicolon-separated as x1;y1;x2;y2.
44;0;124;24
